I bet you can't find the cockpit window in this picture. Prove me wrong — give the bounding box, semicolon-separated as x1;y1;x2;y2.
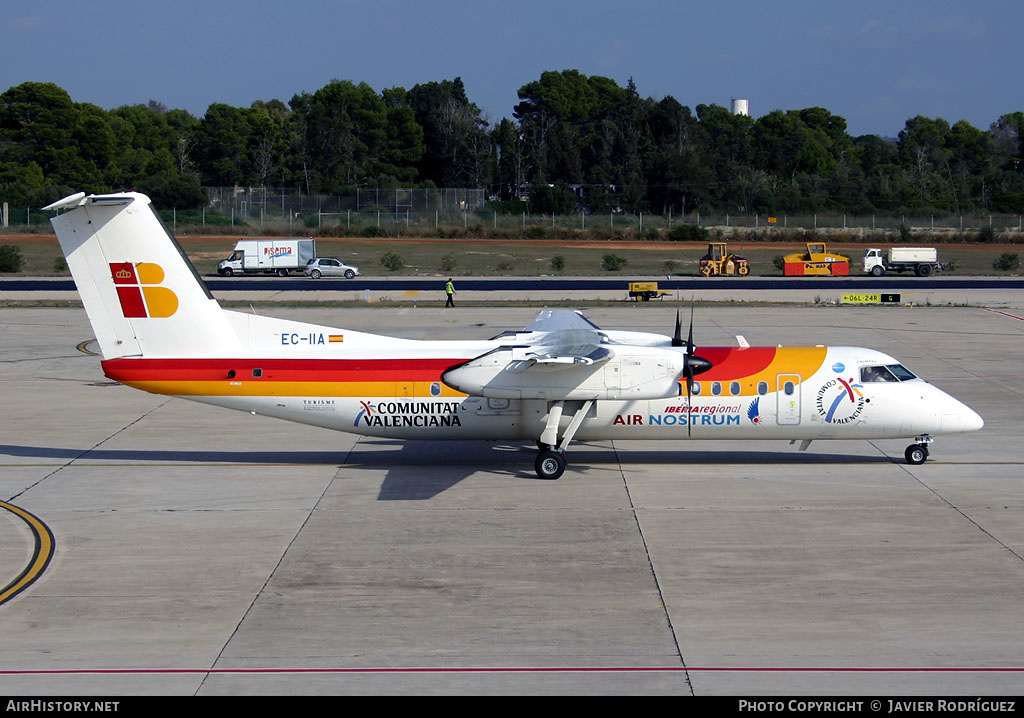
860;364;918;382
886;364;917;381
860;365;899;382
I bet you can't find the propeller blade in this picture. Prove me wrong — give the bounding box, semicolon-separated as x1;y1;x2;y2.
687;297;695;350
672;308;684;347
685;298;695;436
684;356;693;437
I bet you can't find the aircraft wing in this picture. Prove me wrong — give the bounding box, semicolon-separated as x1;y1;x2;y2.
443;309;685;400
505;343;613;372
524;309;603;334
512;310;613;370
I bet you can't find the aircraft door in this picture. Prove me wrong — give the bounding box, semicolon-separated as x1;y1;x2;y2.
776;374;801;425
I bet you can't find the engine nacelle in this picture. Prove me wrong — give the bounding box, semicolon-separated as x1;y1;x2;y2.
442;346;687;400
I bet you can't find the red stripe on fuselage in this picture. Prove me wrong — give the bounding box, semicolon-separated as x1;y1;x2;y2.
691;347;778;381
101;357;464;383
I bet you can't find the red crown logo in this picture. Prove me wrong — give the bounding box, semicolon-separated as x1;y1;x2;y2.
109;263;178;318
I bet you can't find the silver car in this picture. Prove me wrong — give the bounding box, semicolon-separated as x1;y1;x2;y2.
304;257;360;279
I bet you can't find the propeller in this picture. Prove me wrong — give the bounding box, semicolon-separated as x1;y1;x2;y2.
672;308;684;347
674;299;712;436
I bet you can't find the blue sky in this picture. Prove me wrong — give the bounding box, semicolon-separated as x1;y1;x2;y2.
1;0;1020;137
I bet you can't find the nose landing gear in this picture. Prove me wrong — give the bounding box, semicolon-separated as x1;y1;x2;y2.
904;435;933;465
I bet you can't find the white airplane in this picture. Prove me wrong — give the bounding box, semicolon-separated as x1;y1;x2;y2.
45;191;984;479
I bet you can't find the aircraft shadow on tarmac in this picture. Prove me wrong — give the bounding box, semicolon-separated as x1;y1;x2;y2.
1;442;893;501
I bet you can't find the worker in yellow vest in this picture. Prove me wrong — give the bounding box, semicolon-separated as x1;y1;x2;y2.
445;278;455;308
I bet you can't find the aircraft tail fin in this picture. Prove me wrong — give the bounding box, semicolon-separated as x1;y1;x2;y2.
46;192;240;359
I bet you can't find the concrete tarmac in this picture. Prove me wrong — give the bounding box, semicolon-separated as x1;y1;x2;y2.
0;300;1022;696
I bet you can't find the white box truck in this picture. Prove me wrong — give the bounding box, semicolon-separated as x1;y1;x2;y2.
217;239;316;276
863;247;943;277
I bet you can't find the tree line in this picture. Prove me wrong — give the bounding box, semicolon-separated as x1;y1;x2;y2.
1;71;1022;216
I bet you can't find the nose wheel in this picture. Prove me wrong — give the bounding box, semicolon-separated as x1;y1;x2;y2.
905;444;929;465
904;436;933;465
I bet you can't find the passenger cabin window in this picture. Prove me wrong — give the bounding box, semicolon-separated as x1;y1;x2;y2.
757;381;768;395
730;381;741;396
711;381;722;396
691;382;702;396
783;381;795;395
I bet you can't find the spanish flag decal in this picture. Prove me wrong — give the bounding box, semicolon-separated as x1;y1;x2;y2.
110;262;178;318
329;335;344;343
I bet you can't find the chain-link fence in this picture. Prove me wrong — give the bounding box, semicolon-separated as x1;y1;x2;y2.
5;190;1024;237
191;190;1024;236
202;186;487;231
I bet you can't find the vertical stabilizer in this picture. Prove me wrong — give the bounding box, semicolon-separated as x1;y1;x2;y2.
46;192;241;359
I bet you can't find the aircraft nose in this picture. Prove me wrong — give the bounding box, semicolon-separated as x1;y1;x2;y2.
961;405;985;433
940;394;984;434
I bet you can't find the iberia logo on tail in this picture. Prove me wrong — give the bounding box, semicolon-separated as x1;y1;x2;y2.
109;263;178;318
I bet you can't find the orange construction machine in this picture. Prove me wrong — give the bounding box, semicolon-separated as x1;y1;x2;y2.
782;242;850;276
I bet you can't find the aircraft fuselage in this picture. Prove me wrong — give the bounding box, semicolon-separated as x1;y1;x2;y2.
100;342;981;444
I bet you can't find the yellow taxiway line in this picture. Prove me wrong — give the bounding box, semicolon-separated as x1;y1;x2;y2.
0;500;55;606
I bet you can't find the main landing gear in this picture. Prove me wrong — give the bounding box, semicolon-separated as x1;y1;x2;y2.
534;399;594;480
535;448;567;480
904;435;933;465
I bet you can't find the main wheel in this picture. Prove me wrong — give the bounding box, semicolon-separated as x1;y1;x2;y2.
871;265;884;277
535;449;566;480
905;444;929;465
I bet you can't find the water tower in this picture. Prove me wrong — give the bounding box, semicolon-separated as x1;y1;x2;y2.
731;98;749;116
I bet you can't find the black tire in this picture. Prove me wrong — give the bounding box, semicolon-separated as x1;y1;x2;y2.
916;264;932;277
277;268;289;277
870;265;884;277
535;449;566;480
905;444;928;465
310;269;322;279
220;268;233;277
344;269;355;279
